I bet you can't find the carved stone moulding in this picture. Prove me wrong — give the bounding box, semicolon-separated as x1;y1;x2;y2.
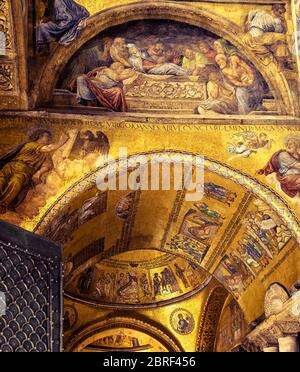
276;321;300;335
0;61;17;110
264;283;290;318
0;62;15;92
246;289;300;350
52;90;205;113
125;78;207;112
0;61;20;109
247;323;283;349
126;98;202;112
0;62;19;110
126;78;207;100
0;0;13;53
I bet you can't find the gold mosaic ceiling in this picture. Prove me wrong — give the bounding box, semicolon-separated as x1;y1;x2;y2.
66;250;212;307
32;162;297;312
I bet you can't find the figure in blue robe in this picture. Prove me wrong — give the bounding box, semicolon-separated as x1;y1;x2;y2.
37;0;89;50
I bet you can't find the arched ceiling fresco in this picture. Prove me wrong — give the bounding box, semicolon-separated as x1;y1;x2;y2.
65;250;212;308
23;150;298;321
0;119;299;230
0;118;299;321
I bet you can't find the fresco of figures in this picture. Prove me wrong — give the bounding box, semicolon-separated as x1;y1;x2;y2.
227;131;273;161
214;198;292;297
35;0;90;54
67;254;211;306
170;308;195;335
224;132;300;201
34;1;295;71
243;4;294;70
166;184;234;263
32;1;298;114
44;191;108;245
56;20;272;115
0;126;109;224
167;204;224;262
258;134;300;199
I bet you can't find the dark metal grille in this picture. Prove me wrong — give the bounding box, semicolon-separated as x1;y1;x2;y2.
0;221;62;352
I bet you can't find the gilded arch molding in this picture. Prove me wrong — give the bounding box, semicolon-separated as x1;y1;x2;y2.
64;315;184;352
33;1;295;115
0;0;28;109
196;286;229;352
34;150;300;241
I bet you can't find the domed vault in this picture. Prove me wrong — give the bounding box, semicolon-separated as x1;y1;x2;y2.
34;151;298;321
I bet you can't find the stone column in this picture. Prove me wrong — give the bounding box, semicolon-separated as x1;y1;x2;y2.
263;345;279;352
278;336;299;352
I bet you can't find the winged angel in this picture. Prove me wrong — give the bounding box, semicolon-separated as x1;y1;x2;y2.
0;127;109;218
227;131;273;161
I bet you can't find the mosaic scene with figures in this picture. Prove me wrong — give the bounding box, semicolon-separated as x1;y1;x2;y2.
56;20;271;115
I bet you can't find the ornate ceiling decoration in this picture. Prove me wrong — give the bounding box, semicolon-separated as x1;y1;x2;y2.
28;151;298;316
65;250;212;308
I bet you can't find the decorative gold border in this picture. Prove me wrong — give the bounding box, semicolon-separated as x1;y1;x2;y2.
196;286;229;352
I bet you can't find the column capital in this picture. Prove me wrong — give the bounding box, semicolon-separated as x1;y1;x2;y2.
246;290;300;351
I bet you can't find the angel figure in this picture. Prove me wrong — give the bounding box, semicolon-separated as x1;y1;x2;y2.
0;127;68;214
227;131;273;161
70;130;110;160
